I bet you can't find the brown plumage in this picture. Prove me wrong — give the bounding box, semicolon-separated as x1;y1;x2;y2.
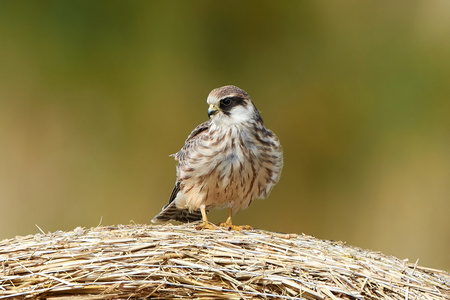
152;85;283;229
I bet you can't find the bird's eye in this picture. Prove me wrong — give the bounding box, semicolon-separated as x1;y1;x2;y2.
221;98;232;106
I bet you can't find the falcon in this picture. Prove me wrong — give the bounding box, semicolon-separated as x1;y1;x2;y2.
152;85;283;230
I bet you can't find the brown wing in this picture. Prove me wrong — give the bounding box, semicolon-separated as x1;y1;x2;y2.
185;119;211;142
173;119;211;162
151;181;203;223
152;120;211;223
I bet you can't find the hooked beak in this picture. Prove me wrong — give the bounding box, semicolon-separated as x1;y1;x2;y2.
208;104;220;118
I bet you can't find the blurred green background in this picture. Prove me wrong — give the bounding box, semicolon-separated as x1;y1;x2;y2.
0;1;449;270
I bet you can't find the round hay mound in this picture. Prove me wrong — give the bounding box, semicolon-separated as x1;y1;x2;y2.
1;224;449;299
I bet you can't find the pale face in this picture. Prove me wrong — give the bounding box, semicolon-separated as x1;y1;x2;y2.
206;86;259;127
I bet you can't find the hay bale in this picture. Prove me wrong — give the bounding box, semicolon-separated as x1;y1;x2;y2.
0;224;449;299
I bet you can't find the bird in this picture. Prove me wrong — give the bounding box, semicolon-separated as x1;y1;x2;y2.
151;85;283;230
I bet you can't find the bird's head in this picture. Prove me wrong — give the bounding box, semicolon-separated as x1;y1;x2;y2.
206;85;262;126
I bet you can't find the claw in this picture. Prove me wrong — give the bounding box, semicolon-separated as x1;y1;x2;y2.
218;208;253;231
195;206;217;230
195;221;217;230
218;222;253;231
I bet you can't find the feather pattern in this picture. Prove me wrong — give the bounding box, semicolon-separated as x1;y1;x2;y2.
152;85;283;224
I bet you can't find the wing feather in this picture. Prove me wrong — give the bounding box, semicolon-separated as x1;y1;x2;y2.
173;119;211;162
185;119;211;142
151;182;204;223
152;120;212;223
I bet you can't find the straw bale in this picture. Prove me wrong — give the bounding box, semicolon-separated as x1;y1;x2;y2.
0;224;449;299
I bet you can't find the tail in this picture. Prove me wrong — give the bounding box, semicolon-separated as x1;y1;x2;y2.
151;202;203;223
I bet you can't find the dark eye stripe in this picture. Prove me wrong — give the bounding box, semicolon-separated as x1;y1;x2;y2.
219;96;247;110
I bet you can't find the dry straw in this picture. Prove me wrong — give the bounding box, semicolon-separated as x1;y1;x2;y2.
1;224;449;299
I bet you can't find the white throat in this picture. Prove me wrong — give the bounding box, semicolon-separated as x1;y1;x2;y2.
210;106;254;127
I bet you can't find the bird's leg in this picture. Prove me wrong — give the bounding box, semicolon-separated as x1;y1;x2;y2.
219;208;253;231
195;206;216;230
224;208;233;227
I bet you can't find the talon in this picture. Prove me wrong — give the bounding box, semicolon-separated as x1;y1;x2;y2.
195;207;217;230
195;221;217;230
218;223;253;231
218;208;253;231
218;222;231;230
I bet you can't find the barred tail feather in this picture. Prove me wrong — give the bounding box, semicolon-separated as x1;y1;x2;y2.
151;202;203;223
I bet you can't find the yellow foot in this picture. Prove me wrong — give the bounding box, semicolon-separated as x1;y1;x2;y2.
195;221;217;230
218;222;253;231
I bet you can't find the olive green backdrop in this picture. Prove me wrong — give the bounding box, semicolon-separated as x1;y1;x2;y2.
1;1;449;270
